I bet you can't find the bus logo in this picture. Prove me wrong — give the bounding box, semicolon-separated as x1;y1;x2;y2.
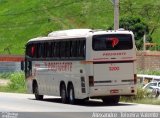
108;37;119;48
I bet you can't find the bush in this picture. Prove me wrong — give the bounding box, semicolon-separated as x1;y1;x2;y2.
8;71;26;91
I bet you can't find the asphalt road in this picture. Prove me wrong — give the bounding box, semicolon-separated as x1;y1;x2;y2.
0;92;160;118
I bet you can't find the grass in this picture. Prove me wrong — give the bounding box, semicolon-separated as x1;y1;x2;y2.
130;98;160;105
121;94;160;105
138;69;160;75
121;96;160;105
0;0;160;54
0;72;11;80
0;72;26;93
0;86;9;91
0;86;26;93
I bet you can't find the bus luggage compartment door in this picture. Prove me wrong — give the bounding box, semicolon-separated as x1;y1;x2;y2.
93;62;134;86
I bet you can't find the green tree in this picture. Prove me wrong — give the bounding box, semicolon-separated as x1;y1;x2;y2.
140;4;160;36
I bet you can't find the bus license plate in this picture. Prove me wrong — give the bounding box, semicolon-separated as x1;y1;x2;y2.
110;89;119;94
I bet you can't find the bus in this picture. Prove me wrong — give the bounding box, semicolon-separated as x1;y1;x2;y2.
25;29;137;104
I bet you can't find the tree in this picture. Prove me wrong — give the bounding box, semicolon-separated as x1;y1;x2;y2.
140;4;160;36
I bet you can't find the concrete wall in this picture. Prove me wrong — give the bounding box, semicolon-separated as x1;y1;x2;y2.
0;62;22;72
0;55;24;73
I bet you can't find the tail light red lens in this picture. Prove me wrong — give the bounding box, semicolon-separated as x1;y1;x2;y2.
134;74;137;84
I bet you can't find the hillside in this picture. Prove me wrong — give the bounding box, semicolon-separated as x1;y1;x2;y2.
0;0;160;54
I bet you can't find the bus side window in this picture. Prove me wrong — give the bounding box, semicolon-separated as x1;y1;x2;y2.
60;41;66;58
44;43;47;58
36;43;40;58
34;43;40;59
41;42;48;58
39;43;43;58
70;41;73;58
46;42;50;58
77;40;80;57
51;42;54;58
40;43;44;58
71;41;78;58
79;40;86;58
66;41;71;59
26;44;31;57
38;43;41;58
48;42;52;58
55;41;60;59
31;44;36;58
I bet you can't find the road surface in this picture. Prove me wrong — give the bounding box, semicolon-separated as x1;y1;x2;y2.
0;92;160;118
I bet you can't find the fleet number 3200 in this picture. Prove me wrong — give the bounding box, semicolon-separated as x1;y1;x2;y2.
109;66;120;71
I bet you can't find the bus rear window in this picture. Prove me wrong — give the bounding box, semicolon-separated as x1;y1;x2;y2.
92;34;133;51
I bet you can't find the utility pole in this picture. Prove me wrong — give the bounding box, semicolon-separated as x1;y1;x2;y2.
113;0;119;30
143;34;146;51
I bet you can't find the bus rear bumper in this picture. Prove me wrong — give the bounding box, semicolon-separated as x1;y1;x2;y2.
89;85;137;98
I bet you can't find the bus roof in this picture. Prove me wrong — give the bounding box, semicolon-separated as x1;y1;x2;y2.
48;29;133;37
48;29;92;37
27;29;133;43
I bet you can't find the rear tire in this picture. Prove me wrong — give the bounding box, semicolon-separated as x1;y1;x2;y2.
68;84;75;104
102;96;120;105
60;84;68;103
34;84;43;100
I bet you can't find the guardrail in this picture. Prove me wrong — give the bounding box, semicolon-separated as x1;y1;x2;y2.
137;74;160;84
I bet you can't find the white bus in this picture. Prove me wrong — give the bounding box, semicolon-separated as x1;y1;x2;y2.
25;29;137;104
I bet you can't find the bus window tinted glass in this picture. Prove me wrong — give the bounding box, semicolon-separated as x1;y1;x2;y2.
92;34;133;51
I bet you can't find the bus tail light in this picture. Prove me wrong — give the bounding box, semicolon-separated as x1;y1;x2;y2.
89;76;94;87
134;74;137;84
81;77;86;93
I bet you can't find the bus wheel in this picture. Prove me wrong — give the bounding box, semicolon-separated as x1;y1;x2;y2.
60;84;68;103
34;84;43;100
68;84;75;104
102;96;120;105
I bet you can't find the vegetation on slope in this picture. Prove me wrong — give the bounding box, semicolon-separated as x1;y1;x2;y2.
0;0;160;54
